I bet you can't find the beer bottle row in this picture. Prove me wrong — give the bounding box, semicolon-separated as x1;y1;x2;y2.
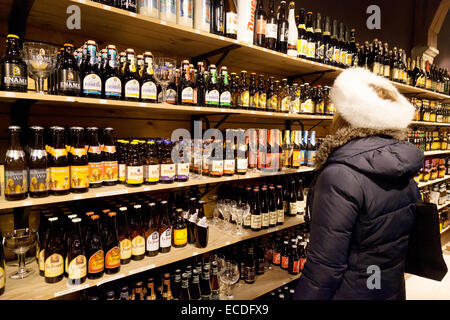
36;191;208;285
411;98;450;124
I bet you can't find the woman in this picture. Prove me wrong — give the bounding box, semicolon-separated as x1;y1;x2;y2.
294;67;424;300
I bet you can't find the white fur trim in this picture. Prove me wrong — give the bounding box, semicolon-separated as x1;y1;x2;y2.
330;67;415;130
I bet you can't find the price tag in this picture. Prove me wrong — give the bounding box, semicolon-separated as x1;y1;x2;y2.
78;0;86;3
220;36;225;40
284;113;288;117
99;99;107;104
195;29;200;34
129;264;156;275
245;175;250;179
225;241;231;245
66;97;75;102
263;48;267;52
178;183;184;187
221;108;226;112
22;200;33;206
5;92;16;98
195;107;201;111
226;177;231;181
192;251;199;256
268;112;273;115
96;189;128;197
73;195;83;200
129;12;137;17
144;187;150;191
54;283;90;297
234;40;239;44
139;102;147;107
248;43;253;48
160;20;167;25
103;4;111;10
283;54;287;57
97;274;125;286
251;111;255;114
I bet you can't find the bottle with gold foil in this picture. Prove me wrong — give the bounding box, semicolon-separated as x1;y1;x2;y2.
118;206;132;264
45;217;64;283
49;127;70;195
130;204;145;261
69;127;89;193
67;218;87;285
267;77;277;112
173;208;187;248
159;200;172;254
87;215;104;279
258;74;267;110
104;212;121;274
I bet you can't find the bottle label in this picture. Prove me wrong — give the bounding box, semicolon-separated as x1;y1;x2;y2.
49;167;70;191
281;97;289;112
289;202;298;215
262;212;269;227
39;249;45;271
141;81;157;100
146;231;159;252
244;213;251;226
160;164;175;181
120;238;132;260
127;165;144;184
308;42;316;58
277;209;284;223
273;252;281;265
104;77;122;97
83;74;102;95
259;93;267;108
250;93;259;108
226;12;238;35
251;214;261;229
88;250;105;274
333;48;340;63
105;246;121;269
292;150;301;167
176;163;190;180
269;94;277;110
281;256;289;269
45;253;64;278
220;91;231;106
317;44;325;60
0;267;4;289
316;101;325;114
58;69;81;92
300;258;306;270
302;99;314;113
146;164;160;183
298;39;308;57
131;236;145;256
245;266;255;282
307;150;316;166
125;79;140;98
70;165;89;189
241;90;249;107
340;51;347;65
346;53;352;66
160;228;171;248
256;18;267;35
223;159;235;174
166;88;177;104
3;63;27;89
292;260;300;273
211;290;220;300
88;162;104;184
68;255;87;280
103;161;118;182
265;23;277;39
207;89;220;105
269;211;277;226
5;169;27;195
119;163;126;182
236;158;248;171
182;87;193;103
210;160;223;175
173;228;188;246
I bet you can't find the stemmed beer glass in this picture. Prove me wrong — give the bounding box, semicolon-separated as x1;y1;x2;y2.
153;57;176;104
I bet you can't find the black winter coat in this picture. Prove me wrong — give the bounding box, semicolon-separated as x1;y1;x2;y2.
294;135;424;300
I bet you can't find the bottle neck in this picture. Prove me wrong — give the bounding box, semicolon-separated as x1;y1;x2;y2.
31;131;44;150
9;131;22;149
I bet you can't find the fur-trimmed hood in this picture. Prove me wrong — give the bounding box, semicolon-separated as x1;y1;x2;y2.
314;127;423;180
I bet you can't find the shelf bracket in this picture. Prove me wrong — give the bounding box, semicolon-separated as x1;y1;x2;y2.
309;120;324;131
213;114;230;129
190;115;211;133
286;119;305;133
191;44;242;67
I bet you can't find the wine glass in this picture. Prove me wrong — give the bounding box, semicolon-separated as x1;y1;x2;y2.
234;203;249;235
22;42;59;94
221;199;233;231
153;57;176;104
3;229;37;279
218;260;240;299
281;142;294;172
216;199;226;229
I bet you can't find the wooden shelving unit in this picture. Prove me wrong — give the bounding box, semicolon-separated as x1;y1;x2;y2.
0;215;304;300
230;267;301;300
411;121;450;127
424;150;450;156
418;176;450;188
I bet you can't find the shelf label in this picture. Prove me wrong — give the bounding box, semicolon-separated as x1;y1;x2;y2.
54;283;90;297
284;113;288;116
178;183;184;187
160;20;167;25
248;43;253;48
103;4;111;10
139;102;147;107
5;92;16;97
245;175;250;178
251;111;255;114
99;99;107;104
192;251;199;256
73;195;83;200
221;108;226;112
225;241;231;245
283;54;287;57
22;200;33;206
129;264;156;275
96;273;125;286
129;12;137;17
144;187;150;191
234;40;239;44
65;97;75;102
220;36;224;40
96;189;128;197
263;48;267;52
195;107;201;111
226;177;231;181
195;29;200;34
77;0;86;3
268;112;273;115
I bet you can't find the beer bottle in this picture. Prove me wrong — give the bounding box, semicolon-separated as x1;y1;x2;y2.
0;34;27;92
178;273;190;300
267;76;277;111
189;269;201;300
268;185;277;227
287;2;298;57
118;140;129;184
87;215;104;279
261;186;270;229
276;185;284;225
130;204;145;260
288;179;298;216
4;126;27;201
160;140;175;184
69;127;89;193
305;12;315;60
48;127;70;195
44;217;64;283
175;138;189;182
118;206;132;264
173;208;188;248
224;0;238;39
57;43;81;96
145;277;157;300
200;265;212;300
81;40;102;97
239;71;250;109
290;130;299;169
159;200;172;253
307;131;317;167
279;79;289;113
206;65;220;106
212;0;225;36
229;72;238;108
0;232;4;296
250;187;261;231
195;62;206;106
249;72;258;110
38;214;50;275
209;139;224;177
339;23;348;67
223;133;235;176
187;197;198;244
245;242;256;284
66;218;87;285
288;244;300;275
280;240;289;270
296;178;305;215
102;44;122;99
104;212;121;274
254;0;267;47
122;48;140;101
276;1;288;53
126;141;144;186
140;51;157;102
179;60;193;105
314;13;324;63
102;127;118;186
219;66;231;107
145;202;160;257
121;0;137;12
297;8;307;58
265;0;277;50
145;140;160;184
86;127;103;188
322;16;332;64
236;129;248;175
28;126;49;198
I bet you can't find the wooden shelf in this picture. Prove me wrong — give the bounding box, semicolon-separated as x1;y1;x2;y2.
441;225;450;234
410;121;450;127
424;150;450;156
0;167;314;211
418;176;450;188
437;201;450;211
230;267;301;300
0;215;304;300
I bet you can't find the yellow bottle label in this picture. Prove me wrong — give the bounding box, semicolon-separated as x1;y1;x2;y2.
70;165;89;189
292;150;301;167
120;239;132;260
0;267;4;289
103;161;118;182
49;166;70;191
105;246;121;269
259;93;267;108
68;255;87;280
88;250;104;274
45;253;64;278
39;249;45;271
173;228;187;246
131;236;145;256
89;162;104;183
241;91;249;107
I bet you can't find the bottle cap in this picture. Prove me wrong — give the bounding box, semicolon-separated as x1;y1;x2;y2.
7;34;19;39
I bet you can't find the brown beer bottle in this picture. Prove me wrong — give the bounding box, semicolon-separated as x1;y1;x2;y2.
126;141;144;186
130;204;145;260
172;208;187;248
118;206;132;264
102;127;118;186
44;217;65;283
158;200;172;253
28;126;49;198
145;202;160;257
69;127;89;193
0;231;5;296
104;212;121;274
49;127;70;195
4;126;27;201
87;215;104;279
87;127;103;188
67;218;87;285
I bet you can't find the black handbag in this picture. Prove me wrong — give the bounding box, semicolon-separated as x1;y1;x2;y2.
405;202;448;281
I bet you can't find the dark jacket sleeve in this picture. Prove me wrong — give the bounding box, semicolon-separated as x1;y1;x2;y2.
294;164;363;300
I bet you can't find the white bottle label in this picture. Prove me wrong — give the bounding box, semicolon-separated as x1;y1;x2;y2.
207;90;219;104
147;164;160;182
251;214;261;229
269;211;277;225
220;91;231;105
160;228;171;248
237;158;248;170
277;209;284;223
244;214;251;226
262;212;269;227
127;166;143;184
224;159;235;173
125;79;140;98
176;163;190;178
308;42;316;58
226;12;238;35
181;87;194;103
104;77;121;97
289;202;298;215
210;160;223;175
266;23;277;39
146;231;159;252
83;74;101;95
141;81;157;100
